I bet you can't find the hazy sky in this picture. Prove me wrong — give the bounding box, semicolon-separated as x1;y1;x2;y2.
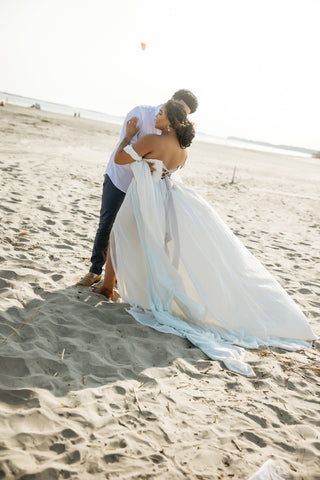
0;0;319;148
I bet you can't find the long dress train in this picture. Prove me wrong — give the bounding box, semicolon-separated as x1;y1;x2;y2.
110;146;316;376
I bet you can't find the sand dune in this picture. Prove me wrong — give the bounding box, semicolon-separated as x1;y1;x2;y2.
0;104;319;479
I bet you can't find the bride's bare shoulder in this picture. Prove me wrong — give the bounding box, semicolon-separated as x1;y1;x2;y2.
131;133;163;158
142;133;160;140
137;133;161;146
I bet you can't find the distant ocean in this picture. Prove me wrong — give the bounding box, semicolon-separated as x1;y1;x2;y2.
0;91;124;126
1;91;319;159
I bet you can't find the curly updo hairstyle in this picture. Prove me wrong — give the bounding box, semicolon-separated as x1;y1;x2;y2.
165;100;195;149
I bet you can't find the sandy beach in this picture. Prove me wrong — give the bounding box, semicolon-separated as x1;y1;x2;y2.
0;104;319;479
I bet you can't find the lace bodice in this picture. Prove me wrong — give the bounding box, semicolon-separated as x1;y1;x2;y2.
161;165;180;179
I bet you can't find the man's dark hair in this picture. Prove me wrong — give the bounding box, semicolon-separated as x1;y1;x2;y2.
172;89;198;114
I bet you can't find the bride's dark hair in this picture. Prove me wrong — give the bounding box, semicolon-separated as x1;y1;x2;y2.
165;100;195;148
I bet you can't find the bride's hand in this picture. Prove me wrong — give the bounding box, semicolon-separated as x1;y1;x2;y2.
126;117;140;138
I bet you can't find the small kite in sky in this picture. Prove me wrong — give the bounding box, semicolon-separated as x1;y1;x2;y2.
141;42;146;51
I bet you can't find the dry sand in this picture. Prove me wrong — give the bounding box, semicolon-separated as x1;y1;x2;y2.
0;104;319;479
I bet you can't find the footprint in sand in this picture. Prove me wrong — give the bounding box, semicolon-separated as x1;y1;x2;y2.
241;431;267;448
245;412;268;428
267;404;297;425
0;205;16;214
274;441;296;452
54;243;74;250
298;287;312;295
49;443;66;454
51;274;63;281
61;428;79;439
39;205;58;213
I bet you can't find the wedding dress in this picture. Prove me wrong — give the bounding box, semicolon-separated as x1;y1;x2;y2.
110;145;316;376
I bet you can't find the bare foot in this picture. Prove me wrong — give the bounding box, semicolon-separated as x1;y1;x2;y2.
93;285;114;298
94;286;121;302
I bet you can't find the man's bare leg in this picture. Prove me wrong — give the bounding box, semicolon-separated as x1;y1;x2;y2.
94;243;116;298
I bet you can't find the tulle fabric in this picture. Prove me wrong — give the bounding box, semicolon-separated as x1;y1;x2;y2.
110;154;315;376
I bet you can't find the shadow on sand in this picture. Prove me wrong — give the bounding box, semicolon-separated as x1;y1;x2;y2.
0;283;213;400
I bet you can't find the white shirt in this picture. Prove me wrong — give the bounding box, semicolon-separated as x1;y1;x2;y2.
105;105;161;192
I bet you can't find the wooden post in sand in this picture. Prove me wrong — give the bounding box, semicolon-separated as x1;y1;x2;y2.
231;166;237;184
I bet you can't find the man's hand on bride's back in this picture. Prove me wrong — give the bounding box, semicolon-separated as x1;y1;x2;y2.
126;117;140;138
147;161;156;175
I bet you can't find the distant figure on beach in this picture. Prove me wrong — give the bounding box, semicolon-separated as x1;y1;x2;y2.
77;89;198;287
93;100;315;376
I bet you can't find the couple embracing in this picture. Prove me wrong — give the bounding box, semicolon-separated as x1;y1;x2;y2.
77;89;315;376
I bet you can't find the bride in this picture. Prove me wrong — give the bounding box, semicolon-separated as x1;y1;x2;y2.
95;100;316;376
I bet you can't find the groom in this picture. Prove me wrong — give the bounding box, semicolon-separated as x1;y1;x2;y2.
77;89;198;286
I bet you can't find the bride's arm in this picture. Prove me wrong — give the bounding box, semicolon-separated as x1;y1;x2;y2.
115;117;155;164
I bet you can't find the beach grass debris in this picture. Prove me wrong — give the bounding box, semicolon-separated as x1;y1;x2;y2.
200;366;212;374
133;388;144;415
0;307;41;345
118;419;131;430
15;231;31;236
232;439;242;451
258;346;320;384
177;383;191;389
